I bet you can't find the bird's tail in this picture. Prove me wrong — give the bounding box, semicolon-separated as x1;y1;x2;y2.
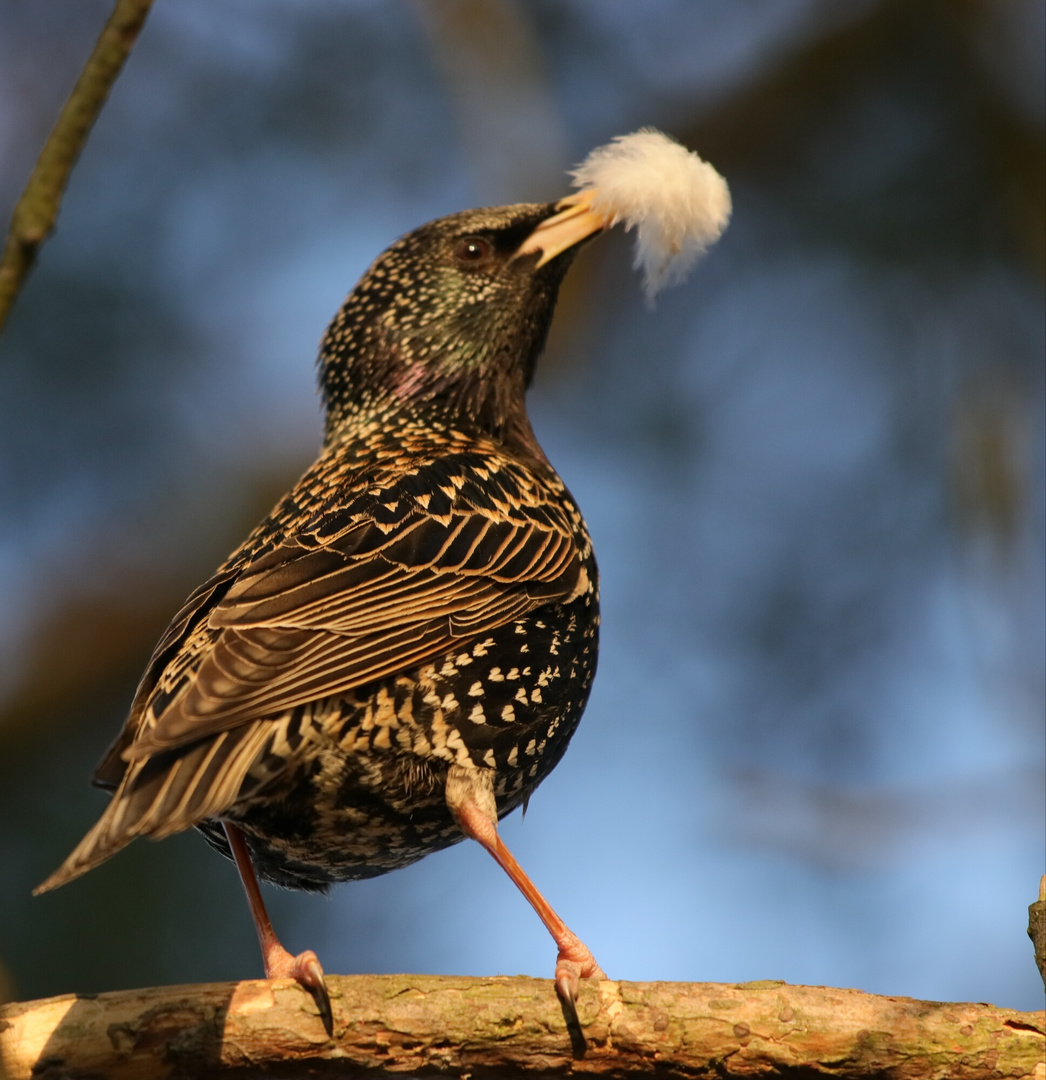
34;723;273;894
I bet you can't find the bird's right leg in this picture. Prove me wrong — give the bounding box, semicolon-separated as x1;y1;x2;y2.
223;821;333;1034
445;765;604;1038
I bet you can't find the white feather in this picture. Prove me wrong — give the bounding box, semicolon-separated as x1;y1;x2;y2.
570;128;731;300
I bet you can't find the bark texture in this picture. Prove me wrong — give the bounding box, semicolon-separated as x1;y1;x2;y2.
1030;876;1046;989
1;975;1042;1079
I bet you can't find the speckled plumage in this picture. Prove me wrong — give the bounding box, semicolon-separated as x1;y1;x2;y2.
183;424;596;890
39;202;600;898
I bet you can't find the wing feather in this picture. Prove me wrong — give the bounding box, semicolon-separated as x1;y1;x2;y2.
36;722;275;892
124;454;585;757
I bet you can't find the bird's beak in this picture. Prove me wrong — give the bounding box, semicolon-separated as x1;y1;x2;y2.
514;190;608;267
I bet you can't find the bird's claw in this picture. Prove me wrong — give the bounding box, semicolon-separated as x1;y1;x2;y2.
266;946;333;1035
554;945;605;1052
290;949;334;1035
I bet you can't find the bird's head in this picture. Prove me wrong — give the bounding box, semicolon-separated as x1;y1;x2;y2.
318;200;606;455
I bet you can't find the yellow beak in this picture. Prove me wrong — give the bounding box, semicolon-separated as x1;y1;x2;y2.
514;190;608;267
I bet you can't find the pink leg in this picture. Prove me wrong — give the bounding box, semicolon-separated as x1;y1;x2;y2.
449;786;604;1032
223;821;332;1033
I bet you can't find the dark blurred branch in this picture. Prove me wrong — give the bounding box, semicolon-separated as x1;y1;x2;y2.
1;975;1043;1079
0;0;153;332
416;0;566;202
0;586;178;746
682;0;1046;285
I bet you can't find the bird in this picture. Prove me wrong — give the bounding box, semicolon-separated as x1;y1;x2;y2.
36;130;731;1039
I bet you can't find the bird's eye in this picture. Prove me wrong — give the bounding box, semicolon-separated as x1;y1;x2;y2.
454;237;492;266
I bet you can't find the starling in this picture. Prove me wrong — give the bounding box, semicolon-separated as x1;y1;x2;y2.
37;130;731;1037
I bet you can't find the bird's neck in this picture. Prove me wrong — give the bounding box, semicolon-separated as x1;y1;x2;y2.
322;385;549;469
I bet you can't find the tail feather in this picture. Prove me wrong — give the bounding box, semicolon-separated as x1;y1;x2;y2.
34;722;278;894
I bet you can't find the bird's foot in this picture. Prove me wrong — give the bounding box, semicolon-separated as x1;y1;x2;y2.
222;822;333;1034
264;944;333;1035
553;933;605;1047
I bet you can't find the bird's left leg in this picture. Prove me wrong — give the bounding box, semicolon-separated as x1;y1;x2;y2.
445;764;604;1033
222;821;333;1034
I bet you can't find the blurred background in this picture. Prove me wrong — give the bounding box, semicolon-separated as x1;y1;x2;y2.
0;0;1042;1013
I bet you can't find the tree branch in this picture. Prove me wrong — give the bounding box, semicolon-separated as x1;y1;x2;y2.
0;975;1042;1079
1031;875;1046;989
0;0;154;332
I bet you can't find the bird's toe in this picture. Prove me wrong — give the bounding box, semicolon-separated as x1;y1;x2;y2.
554;944;604;1052
290;949;333;1035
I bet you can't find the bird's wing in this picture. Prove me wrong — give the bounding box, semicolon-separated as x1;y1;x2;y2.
123;452;586;759
92;569;240;789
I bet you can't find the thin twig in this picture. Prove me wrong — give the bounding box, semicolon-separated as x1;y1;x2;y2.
0;0;154;332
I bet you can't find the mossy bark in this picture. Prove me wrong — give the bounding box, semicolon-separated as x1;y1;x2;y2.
1;975;1042;1079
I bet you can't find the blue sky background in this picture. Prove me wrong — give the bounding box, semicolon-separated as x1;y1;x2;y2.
0;0;1043;1012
